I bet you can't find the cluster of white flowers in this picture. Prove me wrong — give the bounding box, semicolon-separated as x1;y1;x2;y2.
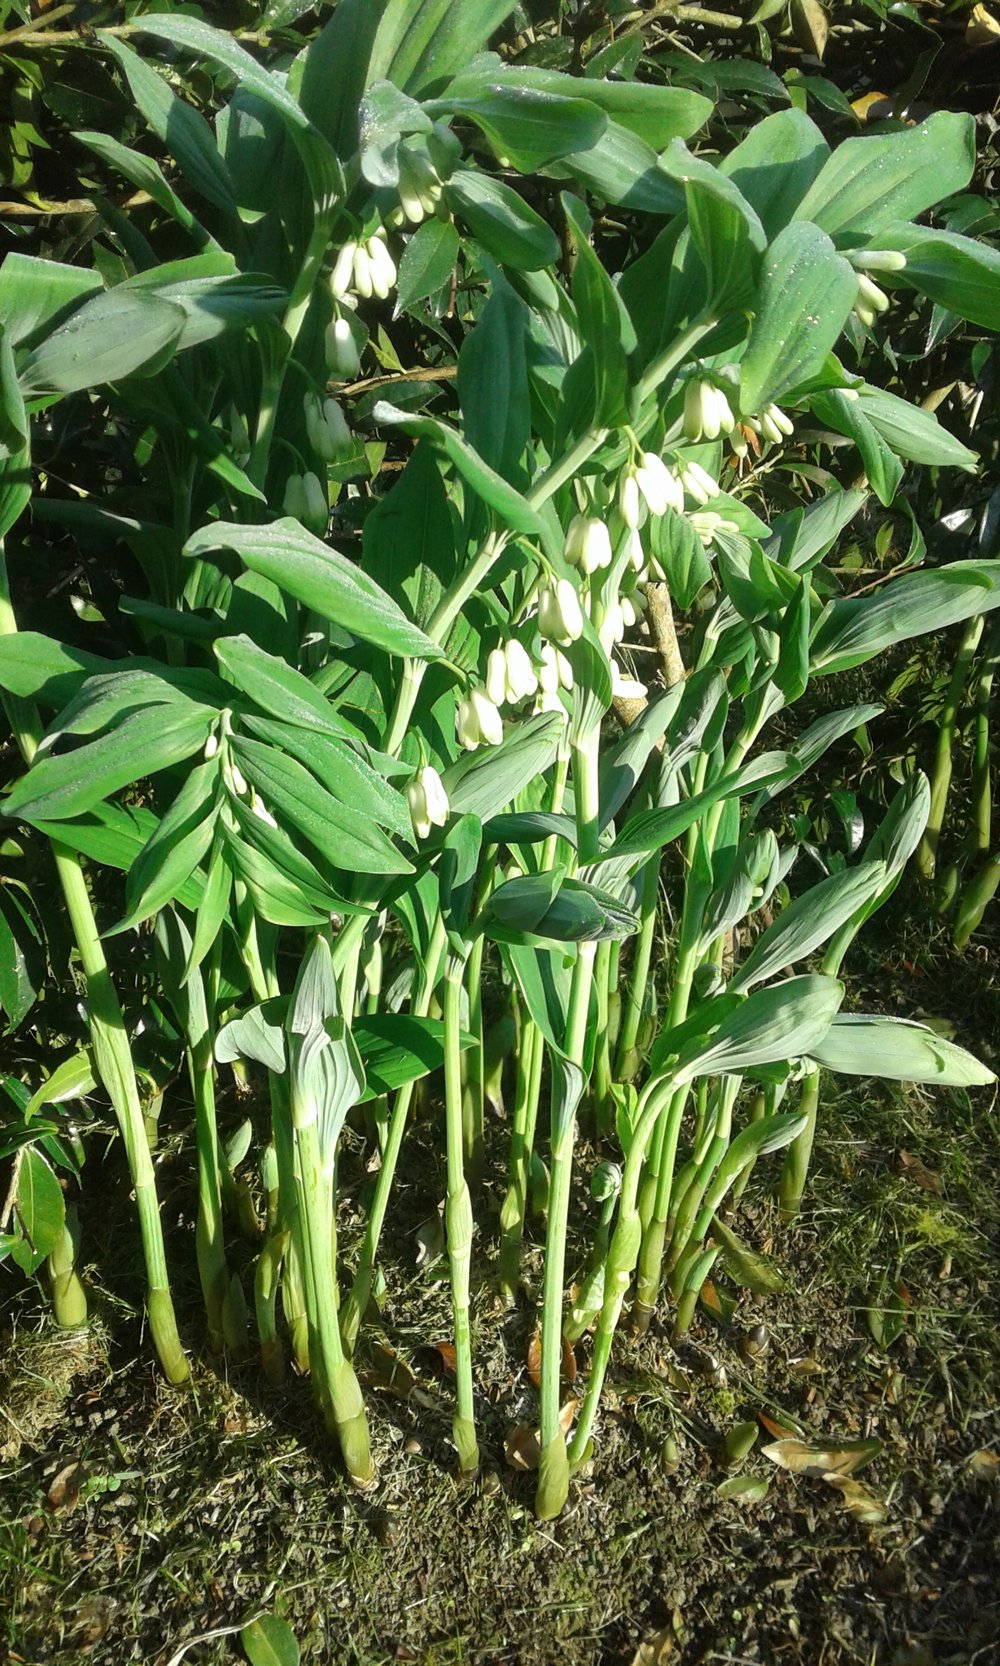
457;686;504;750
746;404;794;445
538;577;584;645
329;231;397;302
485;638;538;706
396;148;445;225
282;471;328;536
683;378;737;442
850;249;906;329
564;514;612;574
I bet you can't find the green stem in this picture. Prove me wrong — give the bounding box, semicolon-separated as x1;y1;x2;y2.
461;932;486;1183
614;855;660;1081
443;956;479;1474
918;614;984;883
497;1016;544;1303
778;1067;821;1221
183;960;229;1354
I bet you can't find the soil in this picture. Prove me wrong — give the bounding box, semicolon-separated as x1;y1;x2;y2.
2;897;999;1666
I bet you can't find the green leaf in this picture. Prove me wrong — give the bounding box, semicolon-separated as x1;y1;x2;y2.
809;1015;994;1086
100;33;238;218
4;706;213;824
23;1050;97;1121
457;286;530;487
371;403;546;535
240;1613;300;1666
353;1014;473;1100
13;1148;65;1274
0;253;102;349
731;863;888;992
793;111;975;241
607;752;797;861
115;761;219;932
718;108;829;240
811;563;1000;676
855;387;978;472
366;0;516;96
186;520;441;660
231;735;412;875
214;635;362;740
243;716;410;838
216;999;287;1074
878;223;1000;333
0;889;39;1031
18;289;187;398
488;69;711;149
444;712;563;821
740;222;858;413
0;328;30;544
674;974;844;1082
562;193;636;425
427;87;606;171
550;121;684;215
298;0;383;158
808;390;903;508
446;168;560;270
684;169;764;312
396;218;459;313
75;130;211;243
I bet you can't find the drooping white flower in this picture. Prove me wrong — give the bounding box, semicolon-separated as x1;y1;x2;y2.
250;788;278;829
635;450;685;516
683;379;736;443
754;403;794;445
563;514;612;575
610;658;647;701
361;233;396;301
599;599;625;654
283;473;307;520
852;249;907;274
689;510;740;547
538;577;584;644
324;316;361;380
503;638;538;703
407;765;450;839
618;471;641;530
456;687;503;750
329;241;358;301
677;459;718;506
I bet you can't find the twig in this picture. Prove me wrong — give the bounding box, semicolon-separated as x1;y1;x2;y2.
338;365;458;398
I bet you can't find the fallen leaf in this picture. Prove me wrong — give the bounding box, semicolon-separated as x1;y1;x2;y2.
758;1412;800;1440
824;1473;887;1524
967;1448;1000;1480
241;1612;300;1666
788;1355;823;1376
711;1214;784;1294
503;1401;576;1472
716;1474;770;1503
46;1460;87;1512
762;1434;882;1477
562;1337;578;1385
630;1628;674;1665
851;91;894;121
425;1341;456;1376
791;0;829;57
527;1332;541;1389
966;2;1000;44
897;1150;944;1195
360;1344;418;1401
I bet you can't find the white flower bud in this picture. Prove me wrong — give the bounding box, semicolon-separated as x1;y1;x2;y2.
635;451;684;516
250;788;278;829
619;471;640;530
305;393;352;462
677;460;718;506
852;249;907;273
564;514;612;574
690;510;739;547
229;763;249;798
538;643;560;695
485;646;507;707
324;316;361;380
364;234;396;301
556;648;574;692
283;473;307;520
620;592;645;629
407;765;449;838
538;577;584;644
456;687;503;750
301;471;328;537
204;731;219;760
624;529;645;573
684;378;734;442
854;272;889;323
330;241;357;301
229;407;250;461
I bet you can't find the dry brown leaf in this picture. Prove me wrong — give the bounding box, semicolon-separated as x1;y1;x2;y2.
791;0;829;58
630;1629;674;1666
966;2;1000;44
762;1435;882;1477
526;1332;542;1390
360;1344;418;1401
824;1474;887;1524
46;1460;87;1512
788;1355;823;1376
503;1401;576;1472
851;91;894;121
758;1411;800;1440
897;1149;944;1195
967;1448;1000;1480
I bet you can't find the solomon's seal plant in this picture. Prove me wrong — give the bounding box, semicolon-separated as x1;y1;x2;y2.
1;1;999;1520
